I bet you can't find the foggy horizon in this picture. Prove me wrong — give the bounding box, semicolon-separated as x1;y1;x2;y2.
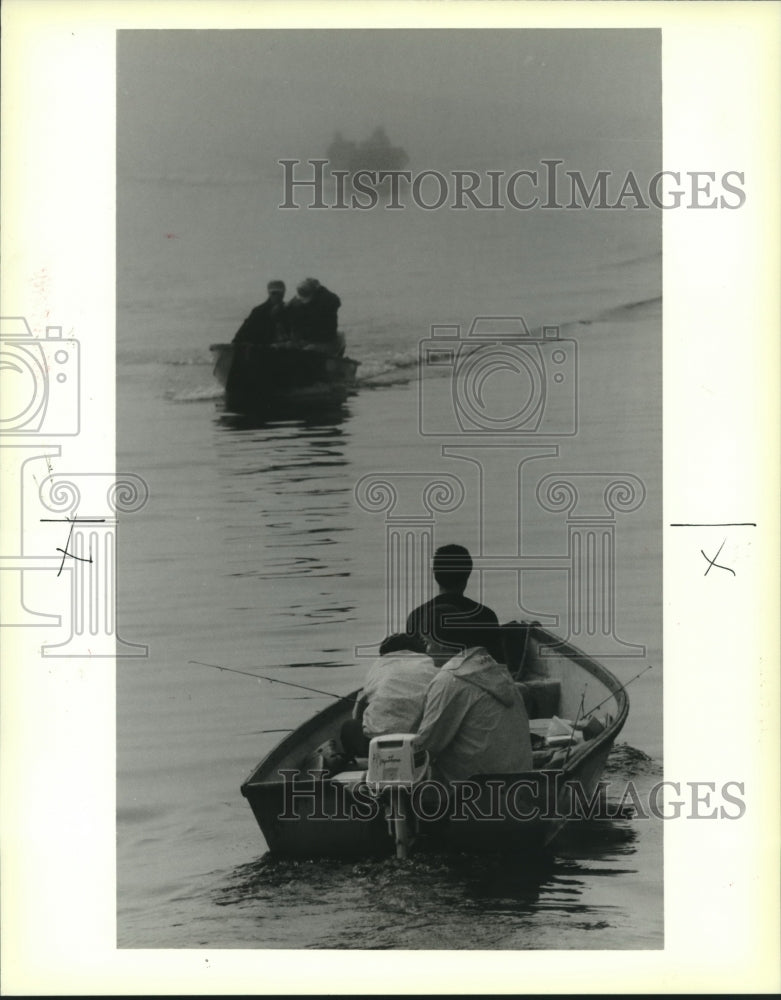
118;30;661;180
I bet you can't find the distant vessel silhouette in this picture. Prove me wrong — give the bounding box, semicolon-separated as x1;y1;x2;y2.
326;127;409;173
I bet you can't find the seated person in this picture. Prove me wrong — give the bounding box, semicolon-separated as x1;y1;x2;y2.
340;633;438;759
406;544;503;663
413;637;533;785
284;277;344;355
232;280;287;346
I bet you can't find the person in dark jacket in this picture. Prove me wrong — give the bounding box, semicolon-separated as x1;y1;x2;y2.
406;544;504;664
285;277;344;355
232;280;287;346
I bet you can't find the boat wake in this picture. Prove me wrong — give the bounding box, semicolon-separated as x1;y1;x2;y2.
356;350;421;387
604;742;661;780
592;295;662;324
166;347;424;404
162;286;660;405
168;384;225;402
211;828;643;949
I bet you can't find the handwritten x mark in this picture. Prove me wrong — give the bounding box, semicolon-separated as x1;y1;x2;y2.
701;538;736;577
40;517;105;576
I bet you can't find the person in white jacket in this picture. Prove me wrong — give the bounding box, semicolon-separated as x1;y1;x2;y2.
340;634;437;758
413;645;533;784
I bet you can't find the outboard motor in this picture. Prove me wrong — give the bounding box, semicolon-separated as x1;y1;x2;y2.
366;734;429;859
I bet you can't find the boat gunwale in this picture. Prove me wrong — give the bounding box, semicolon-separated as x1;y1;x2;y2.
209;342;360;371
241;693;358;793
240;626;629;795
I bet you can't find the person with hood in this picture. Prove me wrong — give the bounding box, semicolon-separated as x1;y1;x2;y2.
413;640;533;785
285;277;344;355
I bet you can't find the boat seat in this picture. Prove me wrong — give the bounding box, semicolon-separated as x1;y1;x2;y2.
329;769;368;791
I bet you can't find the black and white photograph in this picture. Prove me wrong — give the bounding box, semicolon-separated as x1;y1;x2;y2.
116;26;665;950
1;0;778;993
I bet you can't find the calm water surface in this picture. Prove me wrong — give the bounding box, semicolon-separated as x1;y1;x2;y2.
116;164;661;948
116;314;662;948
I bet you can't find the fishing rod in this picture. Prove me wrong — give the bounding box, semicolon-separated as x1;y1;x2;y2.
189;659;357;703
563;684;587;764
239;729;296;736
583;664;654;718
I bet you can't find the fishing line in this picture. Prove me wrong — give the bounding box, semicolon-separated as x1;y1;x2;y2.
189;659;357;703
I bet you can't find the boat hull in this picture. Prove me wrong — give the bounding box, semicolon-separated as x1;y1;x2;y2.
241;625;629;858
210;342;359;414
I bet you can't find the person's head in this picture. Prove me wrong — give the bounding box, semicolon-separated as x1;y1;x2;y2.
296;277;320;302
433;543;473;595
424;634;476;668
267;280;285;301
379;632;426;656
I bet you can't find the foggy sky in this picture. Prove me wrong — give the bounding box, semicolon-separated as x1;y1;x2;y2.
118;30;661;178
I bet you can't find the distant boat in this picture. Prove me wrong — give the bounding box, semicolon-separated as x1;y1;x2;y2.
326;127;409;174
209;342;360;415
240;623;629;859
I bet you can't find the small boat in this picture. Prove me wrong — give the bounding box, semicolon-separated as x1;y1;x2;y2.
240;623;630;859
209;342;359;415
